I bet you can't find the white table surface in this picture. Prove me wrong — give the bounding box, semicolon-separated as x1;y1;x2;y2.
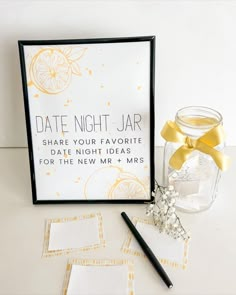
0;147;235;295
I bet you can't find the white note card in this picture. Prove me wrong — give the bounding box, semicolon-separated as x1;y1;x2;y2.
122;218;189;269
63;259;134;295
43;213;105;257
49;217;99;250
67;265;127;295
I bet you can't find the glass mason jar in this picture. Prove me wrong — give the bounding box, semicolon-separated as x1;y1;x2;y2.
163;106;224;213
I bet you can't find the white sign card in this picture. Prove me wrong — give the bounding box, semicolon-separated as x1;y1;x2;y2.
63;259;134;295
42;213;105;257
122;217;189;270
19;36;155;203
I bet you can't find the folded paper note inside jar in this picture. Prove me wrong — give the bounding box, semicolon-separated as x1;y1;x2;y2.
43;213;105;257
122;217;189;269
63;259;134;295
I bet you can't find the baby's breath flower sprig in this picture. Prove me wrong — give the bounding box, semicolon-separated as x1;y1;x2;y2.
146;180;190;241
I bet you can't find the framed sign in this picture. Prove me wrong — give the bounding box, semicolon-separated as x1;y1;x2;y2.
18;36;155;204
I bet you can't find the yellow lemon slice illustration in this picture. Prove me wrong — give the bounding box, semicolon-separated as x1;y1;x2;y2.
30;48;72;94
109;178;148;199
84;166;122;199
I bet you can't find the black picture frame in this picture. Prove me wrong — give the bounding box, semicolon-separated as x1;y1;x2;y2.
18;36;155;204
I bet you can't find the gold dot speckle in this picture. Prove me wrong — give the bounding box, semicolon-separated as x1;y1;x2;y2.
74;177;81;183
64;99;72;107
46;172;51;176
107;101;110;107
56;192;60;197
137;85;142;91
85;68;93;76
100;84;104;89
34;94;39;98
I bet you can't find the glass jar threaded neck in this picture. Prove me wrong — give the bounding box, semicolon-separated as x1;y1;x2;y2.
175;106;222;138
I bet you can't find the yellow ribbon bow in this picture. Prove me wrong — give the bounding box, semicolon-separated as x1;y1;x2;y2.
161;121;230;171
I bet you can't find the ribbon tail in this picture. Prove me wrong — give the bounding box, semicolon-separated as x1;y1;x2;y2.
169;146;193;170
213;151;230;171
199;124;225;147
196;143;230;171
161;121;186;143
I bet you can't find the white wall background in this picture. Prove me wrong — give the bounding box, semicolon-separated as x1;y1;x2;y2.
0;0;236;147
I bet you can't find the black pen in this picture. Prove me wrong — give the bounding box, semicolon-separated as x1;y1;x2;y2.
121;212;173;289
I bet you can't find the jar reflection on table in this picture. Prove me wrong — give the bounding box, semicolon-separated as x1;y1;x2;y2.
163;106;224;213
